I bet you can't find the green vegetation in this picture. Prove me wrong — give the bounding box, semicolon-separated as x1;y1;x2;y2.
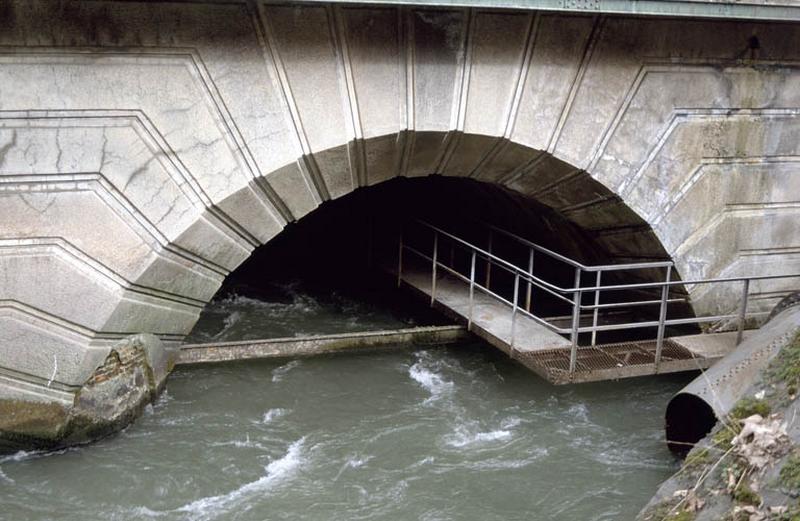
713;426;737;450
771;332;800;387
642;331;800;521
683;447;711;470
732;482;761;506
711;397;772;450
729;397;771;420
774;510;800;521
640;500;696;521
781;452;800;493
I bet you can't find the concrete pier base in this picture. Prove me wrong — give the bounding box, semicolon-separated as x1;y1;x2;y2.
0;335;177;455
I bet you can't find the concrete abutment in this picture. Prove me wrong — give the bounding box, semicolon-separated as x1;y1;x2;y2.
1;0;799;450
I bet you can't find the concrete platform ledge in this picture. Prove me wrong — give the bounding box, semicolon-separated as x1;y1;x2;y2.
177;325;470;365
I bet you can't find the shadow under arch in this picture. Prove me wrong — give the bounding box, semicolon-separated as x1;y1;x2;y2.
113;131;687;342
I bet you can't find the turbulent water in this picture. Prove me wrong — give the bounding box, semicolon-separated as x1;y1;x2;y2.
186;282;442;343
0;283;693;521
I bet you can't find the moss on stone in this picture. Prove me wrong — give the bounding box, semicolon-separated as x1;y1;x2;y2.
1;335;176;454
0;399;69;438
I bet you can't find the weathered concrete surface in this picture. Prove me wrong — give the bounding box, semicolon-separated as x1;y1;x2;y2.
0;335;177;454
178;325;469;364
1;1;799;447
671;330;754;359
307;0;800;23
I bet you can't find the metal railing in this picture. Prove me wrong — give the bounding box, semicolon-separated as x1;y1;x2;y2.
396;220;800;374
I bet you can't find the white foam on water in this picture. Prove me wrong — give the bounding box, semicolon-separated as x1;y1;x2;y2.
174;437;306;520
0;465;14;483
464;447;550;470
217;294;282;310
272;360;301;383
130;506;165;519
212;310;242;340
333;454;373;481
443;415;522;448
0;447;69;463
220;290;322;315
413;456;435;467
566;403;590;422
500;416;522;429
444;427;512;448
350;456;371;468
209;433;270;451
408;360;453;402
261;408;289;424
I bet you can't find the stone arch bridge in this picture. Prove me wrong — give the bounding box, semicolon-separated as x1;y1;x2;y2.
1;0;799;449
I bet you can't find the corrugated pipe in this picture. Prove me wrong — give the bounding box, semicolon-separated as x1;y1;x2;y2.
665;292;800;453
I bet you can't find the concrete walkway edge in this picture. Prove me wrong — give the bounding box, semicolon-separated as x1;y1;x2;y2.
177;325;470;365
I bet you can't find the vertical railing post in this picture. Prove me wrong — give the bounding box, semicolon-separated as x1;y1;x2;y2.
525;248;534;312
397;229;403;288
468;250;477;330
654;265;671;371
569;291;582;375
569;268;582;374
511;272;520;356
430;231;438;306
485;229;493;290
736;278;750;345
591;271;602;347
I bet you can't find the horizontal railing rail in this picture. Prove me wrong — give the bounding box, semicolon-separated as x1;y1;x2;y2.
485;223;675;272
396;220;800;376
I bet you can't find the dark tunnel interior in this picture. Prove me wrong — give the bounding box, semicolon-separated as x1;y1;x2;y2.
203;176;697;345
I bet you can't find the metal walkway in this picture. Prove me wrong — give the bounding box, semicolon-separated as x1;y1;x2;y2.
395;220;799;384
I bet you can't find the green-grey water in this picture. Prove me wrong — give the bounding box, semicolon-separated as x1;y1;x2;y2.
0;284;691;520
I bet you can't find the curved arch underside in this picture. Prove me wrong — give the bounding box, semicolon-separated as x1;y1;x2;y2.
1;1;799;395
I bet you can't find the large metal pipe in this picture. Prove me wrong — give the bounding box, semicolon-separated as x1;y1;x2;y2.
665;294;800;453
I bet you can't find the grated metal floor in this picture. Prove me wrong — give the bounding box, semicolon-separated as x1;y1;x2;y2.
515;339;714;384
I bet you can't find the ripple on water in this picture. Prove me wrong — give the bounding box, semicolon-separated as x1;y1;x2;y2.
443;415;524;449
271;360;301;383
0;306;690;521
260;407;290;424
0;465;13;484
137;437;307;521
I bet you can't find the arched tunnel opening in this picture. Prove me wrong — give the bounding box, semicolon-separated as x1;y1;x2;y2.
188;176;697;346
